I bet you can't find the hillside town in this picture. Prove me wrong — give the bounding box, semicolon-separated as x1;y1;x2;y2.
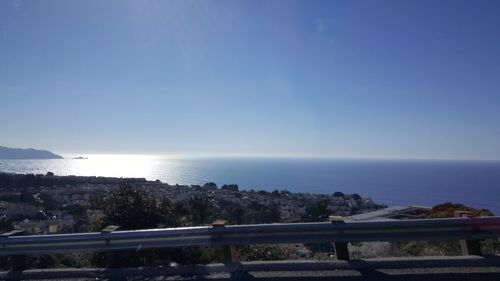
0;172;385;235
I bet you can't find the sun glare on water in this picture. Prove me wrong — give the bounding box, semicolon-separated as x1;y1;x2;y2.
65;154;168;179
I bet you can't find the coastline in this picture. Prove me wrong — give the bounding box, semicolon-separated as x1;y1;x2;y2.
1;155;499;215
0;172;386;225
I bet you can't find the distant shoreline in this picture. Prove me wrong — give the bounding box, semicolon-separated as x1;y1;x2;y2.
0;145;63;160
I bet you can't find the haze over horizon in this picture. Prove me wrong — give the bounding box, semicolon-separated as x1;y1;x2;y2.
1;0;500;160
4;147;500;162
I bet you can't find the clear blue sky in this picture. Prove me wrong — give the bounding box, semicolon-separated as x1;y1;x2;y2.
1;0;499;159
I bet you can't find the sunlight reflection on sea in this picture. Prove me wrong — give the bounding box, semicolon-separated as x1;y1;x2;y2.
1;155;499;213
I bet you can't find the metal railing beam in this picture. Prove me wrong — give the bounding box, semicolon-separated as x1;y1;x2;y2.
1;217;500;256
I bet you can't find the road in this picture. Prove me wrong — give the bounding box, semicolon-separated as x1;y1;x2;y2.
2;255;500;281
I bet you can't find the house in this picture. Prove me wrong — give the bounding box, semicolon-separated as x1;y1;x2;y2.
345;206;432;222
13;219;47;234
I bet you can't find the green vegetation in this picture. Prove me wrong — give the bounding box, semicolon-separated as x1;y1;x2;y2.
301;200;330;222
426;202;494;218
185;196;216;225
0;216;8;232
244;201;281;224
2;178;497;269
91;184;210;267
238;244;297;261
87;183;284;267
398;202;498;257
97;183;178;230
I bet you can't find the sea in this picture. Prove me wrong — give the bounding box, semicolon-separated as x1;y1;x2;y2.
1;155;499;214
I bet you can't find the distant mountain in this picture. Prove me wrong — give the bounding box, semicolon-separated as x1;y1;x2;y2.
0;146;63;159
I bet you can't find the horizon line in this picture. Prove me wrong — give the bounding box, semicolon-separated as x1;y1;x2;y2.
58;152;500;162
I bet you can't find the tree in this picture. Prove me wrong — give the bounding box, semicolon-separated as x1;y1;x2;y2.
351;193;362;201
302;200;330;222
333;191;344;198
226;204;245;224
92;183;180;267
98;182;178;230
221;184;239;191
245;201;281;224
186;196;216;225
203;182;217;189
38;193;60;210
0;215;9;232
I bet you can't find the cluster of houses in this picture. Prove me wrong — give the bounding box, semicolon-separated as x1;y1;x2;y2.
1;174;390;235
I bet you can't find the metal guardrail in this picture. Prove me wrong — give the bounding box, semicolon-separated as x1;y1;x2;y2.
2;216;500;256
3;256;500;280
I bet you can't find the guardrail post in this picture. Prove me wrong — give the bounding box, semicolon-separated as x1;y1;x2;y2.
329;216;350;260
454;211;482;256
2;230;26;271
212;220;238;262
101;225;120;267
101;225;120;233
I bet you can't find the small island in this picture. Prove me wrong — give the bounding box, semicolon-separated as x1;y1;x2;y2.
0;146;63;159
